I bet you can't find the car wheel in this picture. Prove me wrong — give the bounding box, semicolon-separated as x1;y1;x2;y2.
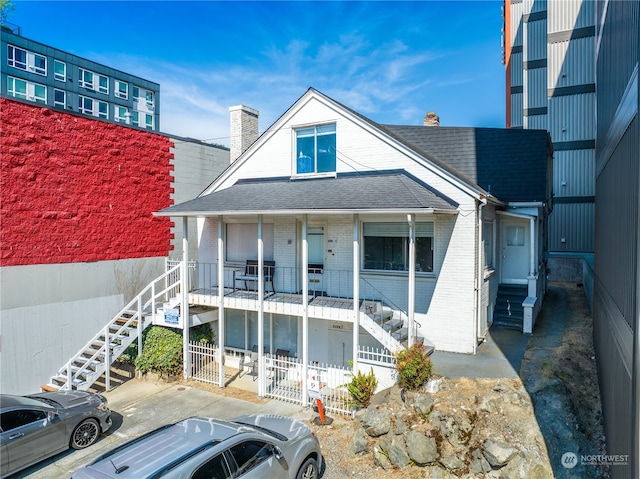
71;418;100;449
295;457;318;479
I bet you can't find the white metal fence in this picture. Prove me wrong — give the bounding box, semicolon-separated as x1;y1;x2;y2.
187;342;397;416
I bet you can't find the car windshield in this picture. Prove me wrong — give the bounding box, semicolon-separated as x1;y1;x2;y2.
230;421;288;442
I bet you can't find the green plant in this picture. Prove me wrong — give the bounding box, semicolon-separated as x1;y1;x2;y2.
395;343;433;390
134;326;183;378
347;367;378;408
191;323;215;344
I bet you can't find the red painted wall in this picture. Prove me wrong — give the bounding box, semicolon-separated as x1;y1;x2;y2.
1;98;174;266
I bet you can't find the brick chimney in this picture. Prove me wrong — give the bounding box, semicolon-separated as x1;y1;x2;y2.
423;111;440;127
229;105;259;163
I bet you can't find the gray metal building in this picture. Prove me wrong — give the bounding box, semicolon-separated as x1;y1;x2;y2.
593;1;639;478
1;25;160;131
504;0;595;280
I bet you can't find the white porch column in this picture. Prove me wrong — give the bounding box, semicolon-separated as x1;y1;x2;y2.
352;214;360;373
258;215;265;396
182;217;191;379
301;215;309;407
529;216;535;277
217;217;225;388
407;214;416;347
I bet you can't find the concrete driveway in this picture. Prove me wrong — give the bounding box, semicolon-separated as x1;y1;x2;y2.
11;378;309;478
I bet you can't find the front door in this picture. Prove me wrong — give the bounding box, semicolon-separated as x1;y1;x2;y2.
307;226;325;295
501;220;529;284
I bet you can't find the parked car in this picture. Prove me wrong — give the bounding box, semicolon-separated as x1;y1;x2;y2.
0;391;112;477
71;414;322;479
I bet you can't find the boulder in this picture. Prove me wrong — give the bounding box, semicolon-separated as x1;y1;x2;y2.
404;430;438;465
423;465;458;479
439;454;465;472
438;414;474;447
483;439;518;467
394;413;407;435
359;407;391;437
347;427;369;457
413;393;436;416
469;448;492;474
379;434;411;468
372;444;392;470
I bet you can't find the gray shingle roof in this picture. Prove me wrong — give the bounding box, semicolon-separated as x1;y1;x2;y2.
159;171;458;216
380;125;550;202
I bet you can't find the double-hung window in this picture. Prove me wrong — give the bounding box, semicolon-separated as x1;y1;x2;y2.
79;68;108;94
54;89;66;108
115;80;128;99
54;60;66;81
363;222;434;273
7;45;46;75
482;222;494;269
7;76;46;104
78;95;108;119
295;124;336;175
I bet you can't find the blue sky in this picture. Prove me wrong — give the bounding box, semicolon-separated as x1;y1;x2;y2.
11;1;506;145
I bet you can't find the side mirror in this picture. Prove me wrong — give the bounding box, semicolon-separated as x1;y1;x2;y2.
47;411;56;423
272;445;284;460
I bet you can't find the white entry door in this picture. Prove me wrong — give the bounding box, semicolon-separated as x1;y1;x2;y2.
308;226;325;295
501;221;529;284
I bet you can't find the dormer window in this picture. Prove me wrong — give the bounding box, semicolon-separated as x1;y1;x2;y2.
295;124;336;175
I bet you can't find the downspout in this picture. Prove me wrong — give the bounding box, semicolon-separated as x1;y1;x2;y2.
217;217;225;388
182;217;191;379
353;214;360;373
257;215;265;396
301;215;309;407
529;216;535;278
475;199;486;354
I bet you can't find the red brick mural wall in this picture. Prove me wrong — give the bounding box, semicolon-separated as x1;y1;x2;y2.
1;98;174;266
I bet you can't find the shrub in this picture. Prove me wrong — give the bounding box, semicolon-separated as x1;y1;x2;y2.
134;326;183;378
347;367;378;408
395;343;433;390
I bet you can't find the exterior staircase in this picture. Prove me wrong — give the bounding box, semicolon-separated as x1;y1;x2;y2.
492;284;527;331
41;263;182;392
359;300;432;355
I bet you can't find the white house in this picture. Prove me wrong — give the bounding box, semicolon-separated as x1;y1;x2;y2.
156;88;553;396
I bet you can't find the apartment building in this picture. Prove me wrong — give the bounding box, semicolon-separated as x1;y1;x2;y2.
1;26;160;131
504;0;595;280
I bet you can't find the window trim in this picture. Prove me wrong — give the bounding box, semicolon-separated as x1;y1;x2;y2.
115;79;128;99
7;76;46;104
78;95;108;119
54;60;66;82
362;221;435;274
293;123;337;177
54;88;66;108
79;68;109;94
482;221;495;269
7;45;46;76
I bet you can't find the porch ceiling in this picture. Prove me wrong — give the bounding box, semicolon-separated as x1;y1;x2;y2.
157;171;458;217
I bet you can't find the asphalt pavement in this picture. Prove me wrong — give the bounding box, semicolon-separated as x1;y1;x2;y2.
12;378;310;478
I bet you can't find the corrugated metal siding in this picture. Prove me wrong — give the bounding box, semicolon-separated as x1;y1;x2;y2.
510;52;523;86
548;38;594;89
510;92;523;127
526;113;547;130
549;203;594;251
526;67;547;108
548;0;594;33
553;149;595;196
595;116;638;326
522;0;546;15
548;93;595;141
511;1;523;47
525;19;547;61
595;1;639;145
592;298;633;479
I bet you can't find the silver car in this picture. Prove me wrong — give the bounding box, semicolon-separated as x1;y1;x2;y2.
0;391;112;477
71;415;322;479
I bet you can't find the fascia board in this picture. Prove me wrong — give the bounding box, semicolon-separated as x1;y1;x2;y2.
155;207;459;218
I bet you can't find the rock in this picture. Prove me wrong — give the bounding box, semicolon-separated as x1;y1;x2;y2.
359;407;391;437
347;427;369;457
493;379;508;392
483;439;518;467
394;413;407;435
379;434;411;468
372;444;392;470
438;414;474;447
424;465;458;479
425;378;443;393
469;448;492;474
439;454;465;471
499;451;554;479
413;393;436;416
404;430;438;465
